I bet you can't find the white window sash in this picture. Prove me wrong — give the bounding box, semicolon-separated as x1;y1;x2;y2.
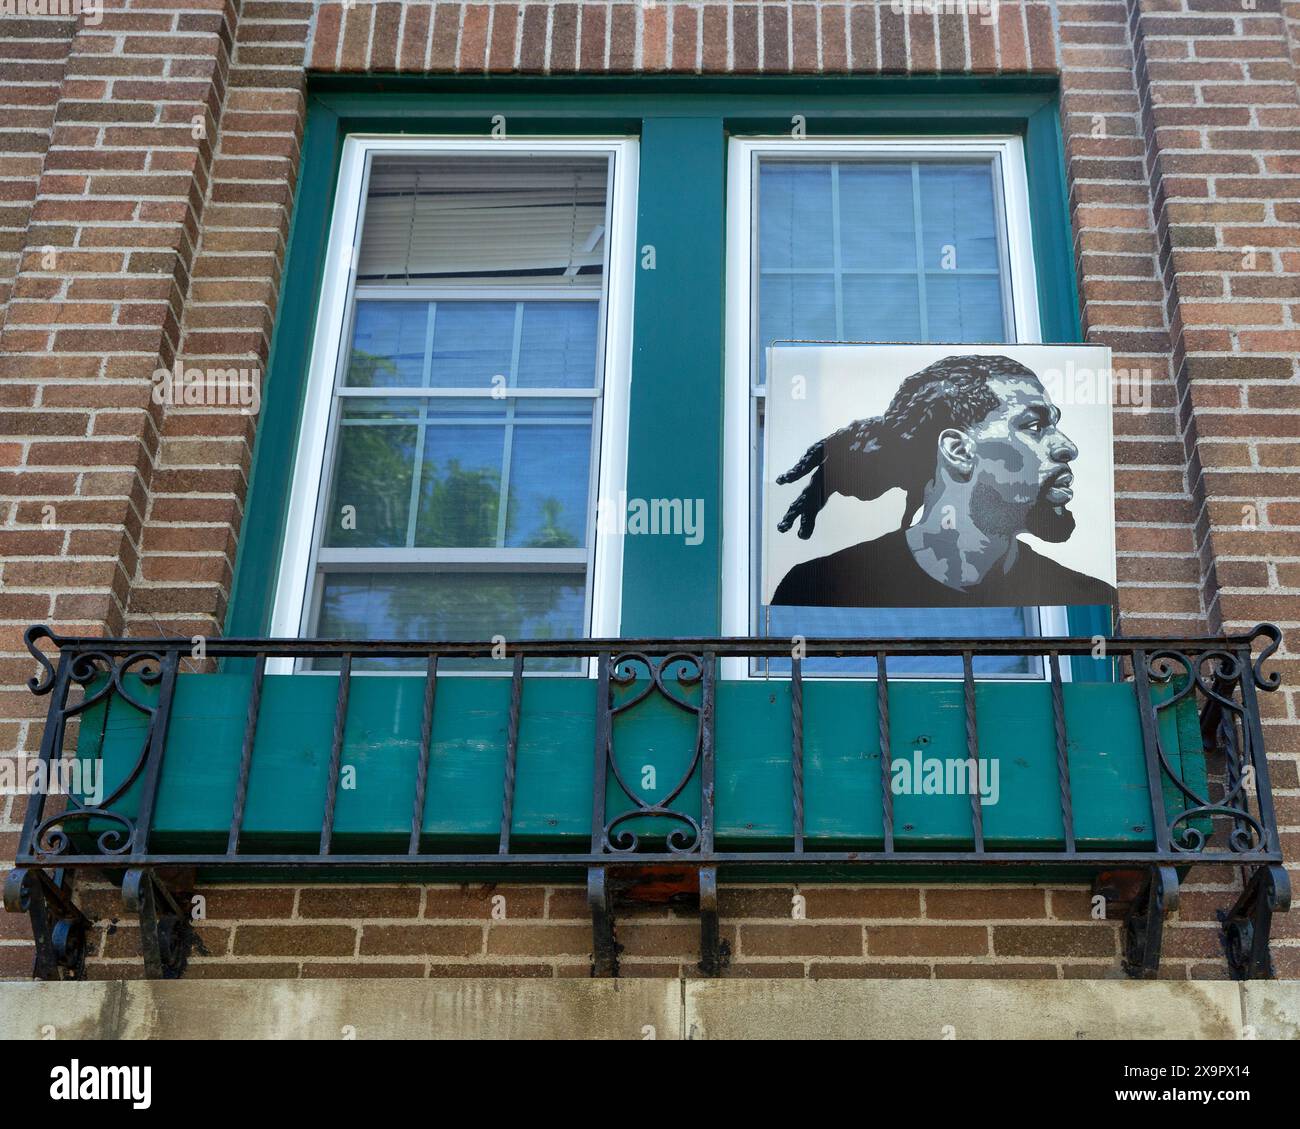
721;135;1068;681
268;137;639;674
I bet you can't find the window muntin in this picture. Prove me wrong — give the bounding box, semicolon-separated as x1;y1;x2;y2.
725;138;1064;679
272;141;636;672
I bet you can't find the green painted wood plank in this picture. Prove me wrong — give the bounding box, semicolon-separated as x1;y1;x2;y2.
78;672;1199;857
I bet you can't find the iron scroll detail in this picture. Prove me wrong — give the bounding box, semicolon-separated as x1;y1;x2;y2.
1249;622;1282;691
598;652;708;855
27;648;168;861
1144;629;1280;856
24;624;58;695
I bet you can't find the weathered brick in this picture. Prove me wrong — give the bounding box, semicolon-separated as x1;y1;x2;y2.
580;3;607;70
424;885;546;919
993;925;1118;958
233;925;357;957
360;924;483;956
298;887;421;919
486;924;592;956
867;926;989;957
671;2;698;73
926;889;1047;920
519;3;547;72
732;3;758;72
741;924;864;957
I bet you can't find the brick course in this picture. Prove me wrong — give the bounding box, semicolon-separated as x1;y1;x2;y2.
0;0;1297;982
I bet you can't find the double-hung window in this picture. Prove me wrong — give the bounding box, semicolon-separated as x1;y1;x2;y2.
271;139;637;669
723;137;1068;677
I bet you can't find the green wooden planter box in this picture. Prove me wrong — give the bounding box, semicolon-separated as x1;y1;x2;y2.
70;671;1207;881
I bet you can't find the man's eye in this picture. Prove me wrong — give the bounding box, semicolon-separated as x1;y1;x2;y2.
1024;420;1045;434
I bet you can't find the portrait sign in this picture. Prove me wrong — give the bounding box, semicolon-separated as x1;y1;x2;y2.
762;344;1118;610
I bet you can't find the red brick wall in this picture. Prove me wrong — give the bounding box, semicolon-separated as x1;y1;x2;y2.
1;0;1297;981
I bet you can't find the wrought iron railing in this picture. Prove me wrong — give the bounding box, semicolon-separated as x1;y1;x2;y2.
4;623;1290;982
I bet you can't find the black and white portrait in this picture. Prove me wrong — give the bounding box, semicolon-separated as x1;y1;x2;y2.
763;345;1118;610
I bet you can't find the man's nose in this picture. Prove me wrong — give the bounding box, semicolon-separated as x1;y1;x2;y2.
1050;431;1079;462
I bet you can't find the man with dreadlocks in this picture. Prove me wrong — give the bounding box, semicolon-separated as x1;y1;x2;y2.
770;354;1117;609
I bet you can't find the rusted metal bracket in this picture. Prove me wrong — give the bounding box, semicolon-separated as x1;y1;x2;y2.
122;868;194;979
1220;864;1291;980
1121;865;1178;979
587;865;728;977
696;866;728;976
2;867;89;981
588;867;620;977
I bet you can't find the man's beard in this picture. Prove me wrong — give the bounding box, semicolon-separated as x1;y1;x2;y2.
1025;493;1076;542
970;476;1078;544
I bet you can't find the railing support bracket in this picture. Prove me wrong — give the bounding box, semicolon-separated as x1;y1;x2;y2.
696;866;728;976
123;868;193;980
1122;864;1178;979
588;867;620;977
1220;864;1291;980
2;867;89;981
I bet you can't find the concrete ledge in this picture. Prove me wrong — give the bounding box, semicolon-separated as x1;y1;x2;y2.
0;979;681;1041
687;980;1244;1040
0;978;1295;1039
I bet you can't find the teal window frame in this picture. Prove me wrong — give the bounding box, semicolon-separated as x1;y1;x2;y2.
227;76;1112;673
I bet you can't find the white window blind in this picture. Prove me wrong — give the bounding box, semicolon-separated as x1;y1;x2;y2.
357;156;610;285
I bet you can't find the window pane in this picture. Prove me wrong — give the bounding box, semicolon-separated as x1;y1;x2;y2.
837;163;916;271
394;398;597;550
322;400;417;548
517;301;600;388
415;404;506;548
754;158;1010;387
842;275;922;342
758;163;835;270
507;401;593;548
344;299;602;390
919;163;1000;272
346;301;428;388
754;155;1008;350
316;571;586;671
925;274;1006;342
428;301;516;388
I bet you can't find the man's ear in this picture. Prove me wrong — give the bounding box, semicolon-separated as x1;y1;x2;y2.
937;428;976;479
